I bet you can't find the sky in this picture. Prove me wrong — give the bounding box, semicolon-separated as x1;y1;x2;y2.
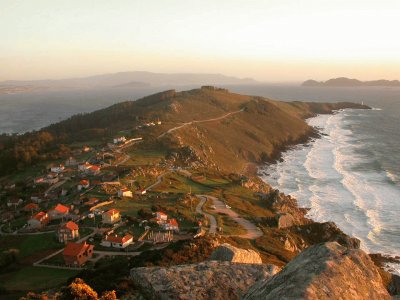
1;0;400;82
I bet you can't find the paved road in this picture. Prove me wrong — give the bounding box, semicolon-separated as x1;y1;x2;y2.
195;195;217;234
158;108;244;139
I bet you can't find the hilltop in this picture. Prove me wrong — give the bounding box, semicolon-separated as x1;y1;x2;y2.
302;77;400;87
0;86;368;176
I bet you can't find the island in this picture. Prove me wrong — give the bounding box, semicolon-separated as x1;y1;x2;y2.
302;77;400;87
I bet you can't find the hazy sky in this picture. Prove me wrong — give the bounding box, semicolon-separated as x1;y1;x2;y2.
1;0;400;82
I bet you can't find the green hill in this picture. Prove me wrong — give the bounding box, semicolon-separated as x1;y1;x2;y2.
0;86;369;176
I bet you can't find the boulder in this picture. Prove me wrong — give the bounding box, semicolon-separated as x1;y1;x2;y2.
276;213;295;228
243;242;391;300
209;243;262;264
130;261;279;300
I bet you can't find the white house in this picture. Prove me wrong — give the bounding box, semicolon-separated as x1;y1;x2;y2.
162;218;179;232
7;198;23;208
78;180;90;191
135;189;147;195
78;162;91;172
100;234;133;248
118;188;133;198
50;165;65;173
113;136;126;144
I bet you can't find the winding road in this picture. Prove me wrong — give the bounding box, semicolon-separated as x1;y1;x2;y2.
158;108;244;139
195;195;217;234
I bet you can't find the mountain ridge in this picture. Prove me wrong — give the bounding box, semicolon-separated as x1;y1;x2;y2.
302;77;400;87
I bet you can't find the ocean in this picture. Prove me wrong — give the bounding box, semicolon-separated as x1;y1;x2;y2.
1;84;399;271
231;85;400;274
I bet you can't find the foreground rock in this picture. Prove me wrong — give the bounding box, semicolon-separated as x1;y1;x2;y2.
131;261;278;300
243;242;391;300
209;243;262;264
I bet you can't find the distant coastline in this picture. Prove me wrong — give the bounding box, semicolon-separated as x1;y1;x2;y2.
302;77;400;87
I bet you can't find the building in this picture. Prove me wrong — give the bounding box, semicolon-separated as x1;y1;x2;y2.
118;188;133;198
100;233;133;248
78;179;90;190
63;242;94;266
113;136;126;144
28;211;50;229
48;204;70;220
84;198;99;206
58;221;80;243
23;203;40;213
7;198;23;208
50;164;65;173
155;211;168;221
102;209;121;224
45;173;59;184
135;189;147;195
162;218;179;232
87;165;101;175
78;162;91;172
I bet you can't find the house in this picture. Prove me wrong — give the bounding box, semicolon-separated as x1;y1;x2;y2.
155;211;168;221
78;162;91;172
58;221;80;243
82;146;91;152
50;164;65;173
78;179;90;191
118;188;133;198
48;204;70;220
135;189;146;195
7;198;23;208
102;209;121;224
23;203;40;213
162;218;179;232
28;211;50;229
100;233;133;248
63;242;94;266
65;157;78;166
84;198;99;206
45;172;59;184
113;136;126;144
87;165;101;175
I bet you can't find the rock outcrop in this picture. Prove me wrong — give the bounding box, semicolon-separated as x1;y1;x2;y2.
209;243;262;264
130;261;278;300
243;242;391;300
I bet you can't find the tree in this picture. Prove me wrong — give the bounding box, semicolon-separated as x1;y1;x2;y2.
100;291;117;300
62;278;98;300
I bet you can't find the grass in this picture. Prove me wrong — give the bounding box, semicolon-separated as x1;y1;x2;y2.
153;173;213;194
125;149;166;166
0;266;78;292
0;233;62;260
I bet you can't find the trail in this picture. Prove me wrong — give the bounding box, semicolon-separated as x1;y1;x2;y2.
158;108;244;139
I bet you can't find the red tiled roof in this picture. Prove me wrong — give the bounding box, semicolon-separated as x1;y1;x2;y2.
63;242;92;256
62;221;79;231
31;211;47;221
168;218;179;227
80;180;89;185
156;211;167;216
105;234;133;244
52;204;70;214
24;203;39;210
89;165;100;171
106;209;119;216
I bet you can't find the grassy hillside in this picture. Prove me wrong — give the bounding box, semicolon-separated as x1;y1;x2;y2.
0;86;368;176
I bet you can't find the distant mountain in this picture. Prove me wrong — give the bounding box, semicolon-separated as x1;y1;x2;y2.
302;77;400;87
0;71;258;90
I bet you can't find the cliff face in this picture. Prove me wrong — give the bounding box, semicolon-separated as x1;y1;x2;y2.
209;243;263;264
243;242;391;300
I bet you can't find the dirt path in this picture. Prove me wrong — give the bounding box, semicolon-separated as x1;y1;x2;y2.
195;195;217;234
158;108;244;139
198;195;263;239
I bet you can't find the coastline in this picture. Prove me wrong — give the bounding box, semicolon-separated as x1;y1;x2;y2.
256;109;400;275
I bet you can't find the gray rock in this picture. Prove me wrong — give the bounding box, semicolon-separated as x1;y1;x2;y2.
243;242;391;300
131;261;279;300
209;243;262;264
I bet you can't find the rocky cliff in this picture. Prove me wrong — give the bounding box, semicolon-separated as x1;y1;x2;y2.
130;261;278;300
209;243;262;264
243;242;391;300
